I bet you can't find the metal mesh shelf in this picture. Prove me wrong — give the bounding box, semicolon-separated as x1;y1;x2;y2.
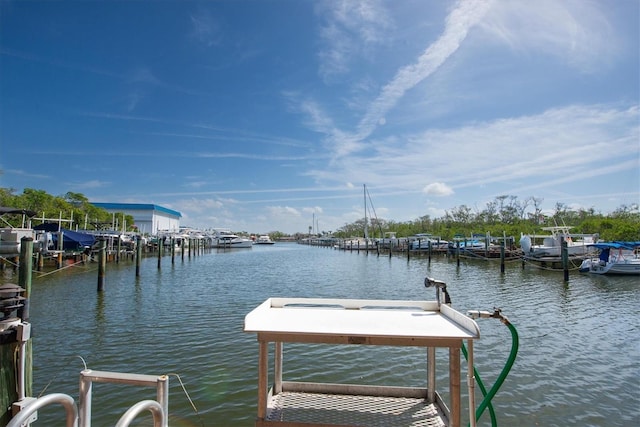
266;391;447;427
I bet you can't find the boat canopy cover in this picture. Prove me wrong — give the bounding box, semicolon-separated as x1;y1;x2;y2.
589;241;640;250
33;223;96;250
0;207;38;217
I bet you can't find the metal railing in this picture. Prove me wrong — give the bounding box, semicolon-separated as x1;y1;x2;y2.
7;369;169;427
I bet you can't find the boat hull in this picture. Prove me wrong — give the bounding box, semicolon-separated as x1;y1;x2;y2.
214;239;253;248
579;258;640;275
0;228;35;257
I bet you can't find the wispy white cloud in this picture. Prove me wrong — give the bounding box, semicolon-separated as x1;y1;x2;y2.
353;0;493;144
308;0;493;158
479;0;618;72
69;180;110;190
268;206;301;217
307;103;639;194
2;169;50;179
317;0;393;79
189;10;222;47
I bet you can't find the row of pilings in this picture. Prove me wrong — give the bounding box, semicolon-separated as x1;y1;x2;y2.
0;235;212;274
300;236;576;280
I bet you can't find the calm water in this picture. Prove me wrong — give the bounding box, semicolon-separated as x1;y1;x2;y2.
3;243;639;426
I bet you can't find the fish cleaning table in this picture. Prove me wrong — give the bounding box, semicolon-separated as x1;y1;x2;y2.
244;298;480;427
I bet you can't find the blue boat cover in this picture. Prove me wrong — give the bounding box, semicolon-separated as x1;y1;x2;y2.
34;223;96;251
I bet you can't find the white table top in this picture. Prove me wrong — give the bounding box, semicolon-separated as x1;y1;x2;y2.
244;298;480;341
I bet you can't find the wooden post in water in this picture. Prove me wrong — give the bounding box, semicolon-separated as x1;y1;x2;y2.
135;235;142;277
170;237;175;265
500;242;506;273
157;237;163;270
562;239;569;282
37;250;44;271
116;234;122;263
97;238;106;292
428;240;432;262
456;241;461;267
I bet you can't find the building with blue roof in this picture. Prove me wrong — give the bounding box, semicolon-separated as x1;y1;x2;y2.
91;203;182;235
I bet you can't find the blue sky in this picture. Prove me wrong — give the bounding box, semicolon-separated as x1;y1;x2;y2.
1;0;638;235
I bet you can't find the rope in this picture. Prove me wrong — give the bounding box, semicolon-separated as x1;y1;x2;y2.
35;261;97;278
521;257;585;271
166;373;205;426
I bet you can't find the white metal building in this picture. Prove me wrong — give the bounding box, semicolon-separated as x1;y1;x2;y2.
91;203;181;235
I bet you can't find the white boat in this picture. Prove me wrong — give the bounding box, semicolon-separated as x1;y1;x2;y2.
254;235;275;245
579;242;640;275
212;229;253;248
410;233;448;250
340;237;377;250
0;207;38;257
520;226;596;258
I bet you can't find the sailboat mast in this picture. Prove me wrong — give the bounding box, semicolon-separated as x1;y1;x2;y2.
363;184;368;239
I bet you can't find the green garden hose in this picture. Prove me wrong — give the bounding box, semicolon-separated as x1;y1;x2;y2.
463;311;519;427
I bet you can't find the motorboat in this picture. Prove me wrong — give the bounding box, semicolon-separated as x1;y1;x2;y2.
410;233;448;250
520;226;596;258
0;207;38;257
339;237;377;250
254;235;275;245
579;241;640;275
213;229;253;248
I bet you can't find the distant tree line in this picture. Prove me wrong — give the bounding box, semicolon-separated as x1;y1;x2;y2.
331;195;640;242
0;187;135;231
2;188;637;241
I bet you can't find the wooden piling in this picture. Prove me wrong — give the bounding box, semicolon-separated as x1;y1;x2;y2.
135;235;142;277
97;238;106;292
562;239;569;282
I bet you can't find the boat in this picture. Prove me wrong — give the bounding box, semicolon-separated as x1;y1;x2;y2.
0;207;38;258
519;226;596;258
339;185;378;250
33;223;96;254
254;235;275;245
411;234;447;250
339;237;377;250
410;233;448;250
212;229;253;248
579;241;640;275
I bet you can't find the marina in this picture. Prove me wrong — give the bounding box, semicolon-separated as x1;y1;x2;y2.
0;242;638;426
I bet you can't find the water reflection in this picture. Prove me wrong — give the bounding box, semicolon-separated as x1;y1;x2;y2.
2;244;639;426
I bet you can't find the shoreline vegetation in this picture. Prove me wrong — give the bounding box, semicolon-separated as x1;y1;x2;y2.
1;188;638;242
